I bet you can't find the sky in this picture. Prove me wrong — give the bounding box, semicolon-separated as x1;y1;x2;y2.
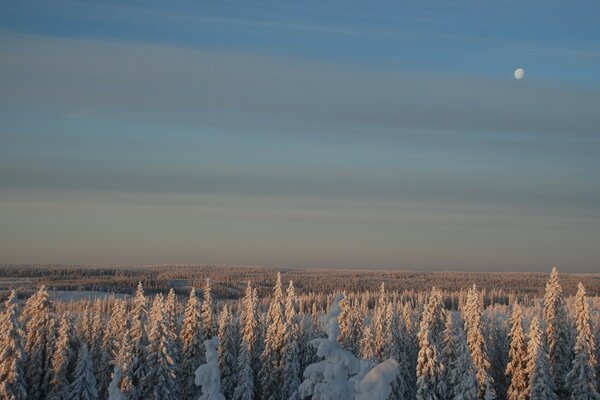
1;0;599;272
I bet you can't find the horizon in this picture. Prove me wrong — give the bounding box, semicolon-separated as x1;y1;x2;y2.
1;0;599;272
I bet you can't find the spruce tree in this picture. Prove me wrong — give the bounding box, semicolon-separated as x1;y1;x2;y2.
416;303;445;400
143;294;180;400
218;305;238;399
446;320;479;400
463;285;496;399
48;314;75;400
98;299;127;400
0;290;27;400
181;287;204;400
201;279;216;339
565;283;599;400
360;325;376;360
234;282;258;400
258;273;286;400
281;280;301;400
526;317;557;400
67;344;98;400
128;282;148;400
108;329;133;400
506;304;528;400
543;267;572;398
23;286;52;400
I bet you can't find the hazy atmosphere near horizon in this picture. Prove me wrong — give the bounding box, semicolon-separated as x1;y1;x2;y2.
1;0;599;271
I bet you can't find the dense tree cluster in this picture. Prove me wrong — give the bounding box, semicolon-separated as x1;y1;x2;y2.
0;268;598;400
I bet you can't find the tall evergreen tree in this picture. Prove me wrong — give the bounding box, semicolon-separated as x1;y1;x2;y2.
23;286;52;400
67;344;98;400
416;300;446;400
259;273;286;400
143;294;180;400
48;314;75;400
181;287;204;400
506;304;528;400
234;282;258;400
543;267;572;398
463;285;496;400
360;325;376;360
373;283;388;361
201;279;216;339
565;283;599;400
526;317;557;400
108;329;133;400
446;320;479;400
218;305;238;400
98;299;127;400
128;282;148;400
0;290;27;400
281;280;301;400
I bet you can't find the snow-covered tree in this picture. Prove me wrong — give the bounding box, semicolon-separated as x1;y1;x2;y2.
108;329;133;400
181;287;204;400
259;273;286;400
142;294;180;400
48;314;75;400
67;344;98;400
195;337;226;400
98;299;127;400
217;305;238;399
543;267;572;398
565;283;599;400
202;279;216;339
360;325;376;360
526;317;557;400
282;280;302;400
234;282;259;400
416;292;446;400
23;286;52;400
128;282;148;400
0;290;27;400
373;283;388;362
506;304;528;400
446;319;479;400
463;285;496;400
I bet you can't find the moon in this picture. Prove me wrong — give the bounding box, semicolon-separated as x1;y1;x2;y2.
514;68;524;80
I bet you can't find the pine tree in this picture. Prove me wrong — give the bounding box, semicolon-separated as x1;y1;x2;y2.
281;280;301;400
543;267;572;398
48;314;75;400
416;290;446;400
526;317;557;400
463;285;496;400
0;290;28;400
234;282;258;400
98;299;127;400
360;325;376;360
143;294;180;400
67;344;98;400
202;279;216;339
108;329;134;400
128;282;148;400
218;305;238;399
259;273;286;400
565;283;599;400
446;320;479;400
506;305;528;400
181;287;204;400
23;286;52;400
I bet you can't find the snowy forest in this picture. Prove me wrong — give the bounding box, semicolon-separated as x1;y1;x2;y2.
1;267;599;400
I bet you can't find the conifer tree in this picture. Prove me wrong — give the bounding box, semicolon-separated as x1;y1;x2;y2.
108;329;134;400
0;290;27;400
128;282;148;400
98;299;127;400
143;294;180;400
463;285;496;400
202;279;216;339
259;273;286;400
218;305;238;399
48;314;75;400
360;325;376;360
282;280;301;400
23;286;52;400
506;305;528;400
565;283;599;400
234;282;258;400
181;287;204;400
416;291;446;400
446;320;479;400
67;344;98;400
543;267;572;398
373;283;388;361
526;317;557;400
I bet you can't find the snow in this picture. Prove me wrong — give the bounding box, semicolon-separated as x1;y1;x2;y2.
195;337;226;400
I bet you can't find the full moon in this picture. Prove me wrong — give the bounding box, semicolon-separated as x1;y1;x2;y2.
514;68;524;80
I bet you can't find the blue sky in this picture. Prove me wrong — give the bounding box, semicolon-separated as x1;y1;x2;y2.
1;0;599;271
